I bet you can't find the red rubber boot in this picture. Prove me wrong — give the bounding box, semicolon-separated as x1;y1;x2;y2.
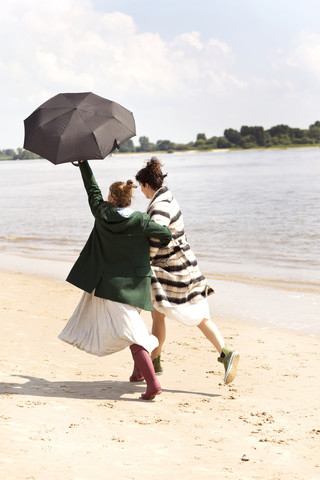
130;344;162;400
129;360;145;383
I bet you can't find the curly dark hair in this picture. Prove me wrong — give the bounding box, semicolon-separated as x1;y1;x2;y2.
109;180;137;207
135;156;167;190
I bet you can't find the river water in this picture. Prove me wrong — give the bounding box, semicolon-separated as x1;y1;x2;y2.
1;148;319;334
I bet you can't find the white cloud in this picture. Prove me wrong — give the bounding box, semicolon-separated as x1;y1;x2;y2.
0;0;245;147
271;30;320;86
2;1;239;97
287;30;320;76
1;0;320;148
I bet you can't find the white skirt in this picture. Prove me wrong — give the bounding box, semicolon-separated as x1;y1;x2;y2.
58;291;159;357
152;296;214;326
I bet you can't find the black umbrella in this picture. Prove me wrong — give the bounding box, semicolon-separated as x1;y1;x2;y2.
23;92;136;165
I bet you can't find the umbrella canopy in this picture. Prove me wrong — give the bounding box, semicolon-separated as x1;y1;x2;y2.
23;92;136;164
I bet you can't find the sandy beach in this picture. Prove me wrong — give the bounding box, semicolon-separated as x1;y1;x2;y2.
0;269;319;480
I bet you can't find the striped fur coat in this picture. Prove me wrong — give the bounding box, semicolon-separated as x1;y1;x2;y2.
147;186;214;308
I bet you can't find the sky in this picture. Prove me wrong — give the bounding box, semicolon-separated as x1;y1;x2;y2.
1;0;320;149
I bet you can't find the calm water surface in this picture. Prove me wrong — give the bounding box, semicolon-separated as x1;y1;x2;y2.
1;148;319;332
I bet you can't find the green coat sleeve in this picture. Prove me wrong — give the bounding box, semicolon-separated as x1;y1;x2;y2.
142;216;172;246
79;161;105;216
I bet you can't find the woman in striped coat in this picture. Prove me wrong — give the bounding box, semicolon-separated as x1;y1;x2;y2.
131;157;239;385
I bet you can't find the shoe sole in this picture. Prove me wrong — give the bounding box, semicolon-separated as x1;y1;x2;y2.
140;389;162;400
224;351;239;384
129;377;145;383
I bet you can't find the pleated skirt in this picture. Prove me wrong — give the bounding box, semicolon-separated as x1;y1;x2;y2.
58;291;158;357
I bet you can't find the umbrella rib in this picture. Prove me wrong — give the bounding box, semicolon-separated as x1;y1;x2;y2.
111;116;136;136
74;109;120;155
91;130;102;156
75;109;102;149
35;108;74;131
58;114;102;161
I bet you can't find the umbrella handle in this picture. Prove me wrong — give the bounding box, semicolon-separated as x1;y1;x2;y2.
72;161;80;167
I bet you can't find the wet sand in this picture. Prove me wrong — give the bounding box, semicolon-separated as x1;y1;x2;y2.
0;270;319;479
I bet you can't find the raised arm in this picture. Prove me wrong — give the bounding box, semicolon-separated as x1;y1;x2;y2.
79;161;104;216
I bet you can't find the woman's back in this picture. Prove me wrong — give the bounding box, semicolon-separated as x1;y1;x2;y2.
66;161;172;310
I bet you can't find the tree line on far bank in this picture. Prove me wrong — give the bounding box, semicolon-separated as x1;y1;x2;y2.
1;121;320;160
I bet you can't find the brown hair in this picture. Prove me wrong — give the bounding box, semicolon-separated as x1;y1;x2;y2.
135;156;167;190
109;180;137;207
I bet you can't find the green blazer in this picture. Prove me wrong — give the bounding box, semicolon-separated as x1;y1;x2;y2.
66;161;172;311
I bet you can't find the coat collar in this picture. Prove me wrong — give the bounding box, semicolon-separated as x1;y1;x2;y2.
147;186;172;210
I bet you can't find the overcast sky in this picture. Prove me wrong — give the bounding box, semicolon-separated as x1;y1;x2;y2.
1;0;320;149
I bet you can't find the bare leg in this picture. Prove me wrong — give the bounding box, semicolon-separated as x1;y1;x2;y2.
197;318;225;354
151;310;166;360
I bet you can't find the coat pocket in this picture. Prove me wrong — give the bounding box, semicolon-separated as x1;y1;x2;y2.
135;266;152;277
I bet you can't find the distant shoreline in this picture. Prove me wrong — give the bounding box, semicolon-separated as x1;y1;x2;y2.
1;143;320;161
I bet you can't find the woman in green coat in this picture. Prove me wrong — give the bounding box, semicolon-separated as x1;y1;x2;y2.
59;161;172;400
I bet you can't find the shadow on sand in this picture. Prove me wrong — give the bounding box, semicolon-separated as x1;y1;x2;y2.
0;374;220;401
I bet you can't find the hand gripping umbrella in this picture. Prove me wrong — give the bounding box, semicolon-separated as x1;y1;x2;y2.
23;92;136;165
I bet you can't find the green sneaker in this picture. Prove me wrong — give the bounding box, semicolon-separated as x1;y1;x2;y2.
218;348;239;384
152;355;164;375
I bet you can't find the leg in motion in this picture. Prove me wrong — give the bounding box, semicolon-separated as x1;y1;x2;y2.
151;310;166;374
197;318;225;353
129;359;145;383
198;318;239;384
130;344;162;400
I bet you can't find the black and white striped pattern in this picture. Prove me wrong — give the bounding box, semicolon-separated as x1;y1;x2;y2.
147;186;214;308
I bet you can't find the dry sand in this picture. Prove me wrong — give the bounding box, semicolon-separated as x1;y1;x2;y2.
0;270;319;480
